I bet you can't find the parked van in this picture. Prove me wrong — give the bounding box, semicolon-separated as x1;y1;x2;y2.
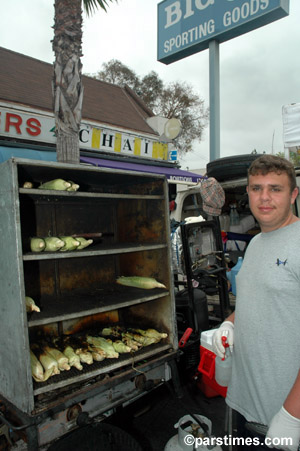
172;153;300;222
171;154;300;260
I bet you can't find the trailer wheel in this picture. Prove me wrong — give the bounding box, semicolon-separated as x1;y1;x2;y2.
206;154;264;181
47;423;143;451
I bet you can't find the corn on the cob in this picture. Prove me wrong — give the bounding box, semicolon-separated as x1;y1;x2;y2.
101;326;123;337
66;181;80;192
86;336;119;358
25;296;40;313
116;276;166;290
44;346;70;371
59;236;80;252
30;237;46;252
38;179;72;191
131;328;168;341
112;340;131;354
23;181;33;189
44;237;65;252
39;350;60;375
63;346;83;370
75;237;93;250
121;334;141;351
30;350;54;382
75;348;93;365
88;345;106;361
30;350;45;382
124;331;157;346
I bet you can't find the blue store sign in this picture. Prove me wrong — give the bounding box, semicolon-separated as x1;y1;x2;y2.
158;0;289;64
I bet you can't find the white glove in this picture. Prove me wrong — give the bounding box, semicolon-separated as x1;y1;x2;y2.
212;321;234;358
266;406;300;450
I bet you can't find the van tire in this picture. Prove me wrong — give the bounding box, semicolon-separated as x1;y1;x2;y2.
207;154;263;181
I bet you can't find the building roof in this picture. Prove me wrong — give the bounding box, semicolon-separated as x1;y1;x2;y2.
0;46;157;136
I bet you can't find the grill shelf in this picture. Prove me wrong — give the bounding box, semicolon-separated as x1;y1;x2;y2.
33;342;172;396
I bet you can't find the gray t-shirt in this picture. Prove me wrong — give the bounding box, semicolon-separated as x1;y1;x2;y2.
226;221;300;425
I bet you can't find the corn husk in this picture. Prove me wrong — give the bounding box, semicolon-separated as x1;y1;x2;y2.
59;236;80;252
25;296;40;313
66;181;80;192
123;331;157;347
116;276;166;290
39;350;60;375
30;350;45;381
44;346;70;371
131;328;168;341
112;340;131;354
30;237;45;252
44;237;65;252
101;326;123;337
30;350;54;382
88;346;106;361
63;346;83;370
75;237;93;250
86;336;119;358
121;334;141;351
75;348;93;365
23;181;33;189
38;179;72;191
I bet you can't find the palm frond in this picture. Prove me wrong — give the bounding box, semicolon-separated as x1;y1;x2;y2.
83;0;117;16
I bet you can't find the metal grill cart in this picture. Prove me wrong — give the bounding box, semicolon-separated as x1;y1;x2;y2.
0;158;180;450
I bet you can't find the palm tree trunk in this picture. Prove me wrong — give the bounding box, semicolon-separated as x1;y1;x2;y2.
52;0;83;164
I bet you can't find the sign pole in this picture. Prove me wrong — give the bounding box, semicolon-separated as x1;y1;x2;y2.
209;40;220;162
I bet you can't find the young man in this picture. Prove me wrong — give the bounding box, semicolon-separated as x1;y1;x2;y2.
213;155;300;450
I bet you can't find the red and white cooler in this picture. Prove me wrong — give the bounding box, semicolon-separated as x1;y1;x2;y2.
198;329;227;398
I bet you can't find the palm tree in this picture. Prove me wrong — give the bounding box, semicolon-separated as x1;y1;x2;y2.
52;0;117;164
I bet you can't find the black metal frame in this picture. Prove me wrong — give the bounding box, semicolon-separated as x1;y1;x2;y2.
180;218;230;325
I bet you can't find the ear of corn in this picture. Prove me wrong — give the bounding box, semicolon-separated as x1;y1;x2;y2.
25;296;40;313
86;336;119;358
63;346;83;370
38;179;72;191
30;350;45;382
59;236;80;252
66;181;80;192
44;346;70;371
116;276;166;290
39;351;60;375
88;346;106;361
121;334;141;351
23;181;33;189
44;237;65;252
101;326;122;337
112;340;131;354
30;237;46;252
124;331;157;346
75;237;93;250
131;328;168;341
75;348;93;365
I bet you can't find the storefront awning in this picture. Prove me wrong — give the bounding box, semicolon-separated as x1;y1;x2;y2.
0;146;57;163
80;155;204;184
0;147;204;184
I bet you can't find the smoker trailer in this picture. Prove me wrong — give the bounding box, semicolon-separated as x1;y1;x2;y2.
0;158;179;449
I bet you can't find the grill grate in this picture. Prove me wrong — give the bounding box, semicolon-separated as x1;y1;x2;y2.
33;342;172;399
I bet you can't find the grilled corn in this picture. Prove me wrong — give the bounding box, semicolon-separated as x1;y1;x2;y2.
44;237;65;252
25;296;40;313
38;179;72;191
116;276;166;289
63;346;83;370
59;236;80;252
30;237;45;252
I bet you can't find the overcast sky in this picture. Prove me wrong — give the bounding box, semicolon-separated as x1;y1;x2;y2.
0;0;299;171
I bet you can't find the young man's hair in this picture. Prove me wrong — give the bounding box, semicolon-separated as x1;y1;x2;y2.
248;154;297;192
